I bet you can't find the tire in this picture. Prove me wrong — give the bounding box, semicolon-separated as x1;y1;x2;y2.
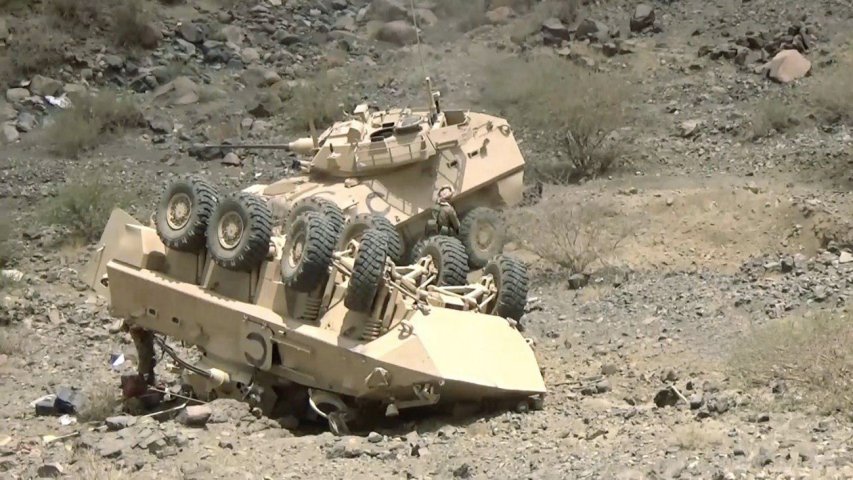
206;192;273;271
344;229;387;313
483;255;529;321
458;207;506;269
286;196;345;238
406;236;429;265
281;212;336;292
338;213;404;264
420;235;469;286
154;176;219;252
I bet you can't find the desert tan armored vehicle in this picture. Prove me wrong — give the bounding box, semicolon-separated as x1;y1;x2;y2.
198;78;527;270
81;172;545;433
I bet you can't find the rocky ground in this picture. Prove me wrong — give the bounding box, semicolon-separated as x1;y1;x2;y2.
1;0;853;478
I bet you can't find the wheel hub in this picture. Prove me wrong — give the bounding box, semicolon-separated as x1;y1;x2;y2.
166;193;192;230
474;221;496;250
218;211;244;250
288;233;306;267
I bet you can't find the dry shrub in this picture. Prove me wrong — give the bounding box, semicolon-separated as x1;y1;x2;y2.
46;0;106;26
45;90;144;158
749;97;801;139
72;449;127;479
3;19;69;83
729;311;853;414
809;58;853;126
76;379;120;423
504;196;629;274
0;220;12;269
0;0;29;13
111;0;154;49
41;175;129;243
0;329;23;355
433;0;487;32
671;423;724;451
480;55;632;183
288;70;350;131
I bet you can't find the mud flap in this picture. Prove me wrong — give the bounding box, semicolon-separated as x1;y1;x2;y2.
77;208;143;300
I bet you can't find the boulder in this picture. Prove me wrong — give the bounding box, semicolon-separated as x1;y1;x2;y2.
575;18;610;43
630;4;655;33
29;75;63;97
541;17;571;41
761;49;811;83
138;23;163;49
177;22;206;44
5;88;30;103
486;6;515;25
2;123;19;144
376;20;417;46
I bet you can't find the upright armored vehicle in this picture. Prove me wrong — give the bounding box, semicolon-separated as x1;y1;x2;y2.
201;78;527;269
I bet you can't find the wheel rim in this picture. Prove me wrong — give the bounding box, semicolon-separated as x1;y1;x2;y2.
474;220;496;251
166;193;192;231
218;211;244;250
288;232;306;268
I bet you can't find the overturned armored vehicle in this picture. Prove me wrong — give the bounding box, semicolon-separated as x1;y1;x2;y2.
199;78;528;270
82;171;545;433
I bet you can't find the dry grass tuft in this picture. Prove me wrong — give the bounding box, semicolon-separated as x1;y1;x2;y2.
0;220;13;269
809;58;853;126
76;379;121;423
45;90;144;158
41;175;129;243
729;311;853;414
749;97;801;139
503;196;629;274
480;55;632;183
72;449;127;479
671;423;725;450
432;0;488;32
111;0;154;49
0;329;23;355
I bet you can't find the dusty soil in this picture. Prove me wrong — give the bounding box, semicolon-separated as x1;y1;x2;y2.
1;0;853;478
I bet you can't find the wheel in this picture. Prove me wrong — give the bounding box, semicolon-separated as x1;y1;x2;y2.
338;213;404;264
281;212;336;292
406;236;429;265
458;207;506;269
344;229;387;313
206;192;273;271
285;196;345;238
483;255;529;321
154;176;219;252
420;235;469;286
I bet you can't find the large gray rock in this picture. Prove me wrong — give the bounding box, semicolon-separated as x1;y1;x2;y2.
5;88;29;103
376;20;417;46
2;122;19;144
541;18;571;41
630;4;655;32
177;22;206;44
29;75;63;97
138;23;163;49
762;49;811;83
0;17;8;42
575;18;611;42
369;0;408;21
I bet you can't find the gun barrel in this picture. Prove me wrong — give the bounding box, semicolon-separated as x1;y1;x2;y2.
193;143;294;150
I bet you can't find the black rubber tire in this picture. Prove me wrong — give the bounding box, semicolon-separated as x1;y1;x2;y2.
281;212;336;292
154;176;219;252
421;235;469;286
285;196;345;238
483;255;529;321
458;207;506;269
338;213;404;265
206;192;273;271
344;229;387;313
406;236;429;265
